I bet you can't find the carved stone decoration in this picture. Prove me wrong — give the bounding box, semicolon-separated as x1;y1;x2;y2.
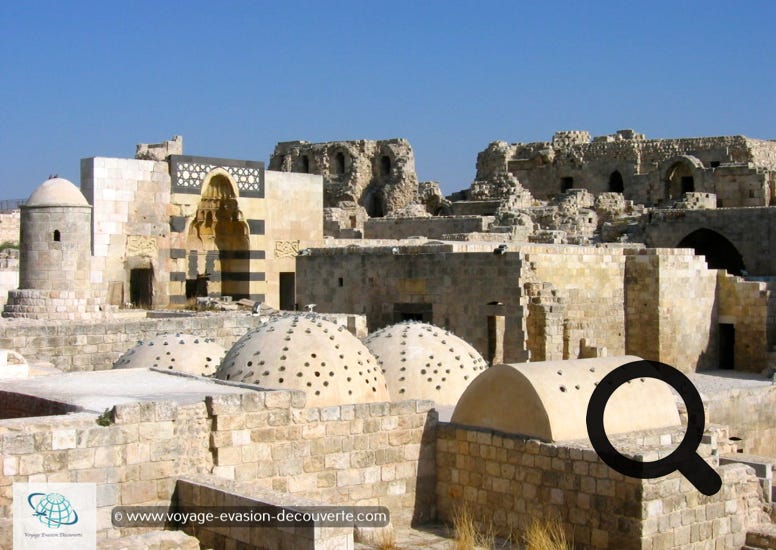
275;240;300;258
126;235;158;258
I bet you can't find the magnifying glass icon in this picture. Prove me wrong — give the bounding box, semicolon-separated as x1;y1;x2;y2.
586;359;722;496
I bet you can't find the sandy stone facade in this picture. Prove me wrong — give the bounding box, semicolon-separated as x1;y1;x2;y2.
270;139;418;218
472;130;776;206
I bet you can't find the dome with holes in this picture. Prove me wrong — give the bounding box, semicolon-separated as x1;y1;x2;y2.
215;313;390;407
113;333;225;376
363;321;488;405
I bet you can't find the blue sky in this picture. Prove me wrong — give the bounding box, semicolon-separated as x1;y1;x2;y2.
1;1;774;199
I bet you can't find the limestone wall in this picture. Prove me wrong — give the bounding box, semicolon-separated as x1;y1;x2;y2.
436;423;767;549
718;272;770;372
296;247;529;364
270;139;418;216
704;383;776;456
0;313;258;371
264;171;324;309
81;157;172;307
646;207;776;277
624;249;719;372
0;390;436;546
364;216;492;240
0;210;19;244
475;132;776;206
522;245;627;358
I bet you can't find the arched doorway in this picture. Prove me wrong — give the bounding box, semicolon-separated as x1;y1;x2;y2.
665;161;695;200
677;228;745;275
187;171;250;298
609;170;624;193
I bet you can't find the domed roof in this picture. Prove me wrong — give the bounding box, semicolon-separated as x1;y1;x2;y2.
364;321;487;406
215;313;390;407
26;177;89;207
113;333;225;376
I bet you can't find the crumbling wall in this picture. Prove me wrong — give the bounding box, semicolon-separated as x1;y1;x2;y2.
269;139;418;216
472;131;776;206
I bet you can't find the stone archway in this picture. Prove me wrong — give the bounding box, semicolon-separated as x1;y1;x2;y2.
677;228;746;275
663;156;702;201
186;170;250;298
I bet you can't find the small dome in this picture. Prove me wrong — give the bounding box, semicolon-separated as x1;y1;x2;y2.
113;333;225;376
364;321;487;406
215;313;390;407
26;177;89;207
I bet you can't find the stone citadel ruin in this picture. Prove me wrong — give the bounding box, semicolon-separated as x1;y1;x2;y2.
1;130;776;549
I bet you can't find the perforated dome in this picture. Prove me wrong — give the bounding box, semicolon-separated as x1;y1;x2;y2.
364;321;487;405
113;333;225;376
26;177;89;207
215;313;390;407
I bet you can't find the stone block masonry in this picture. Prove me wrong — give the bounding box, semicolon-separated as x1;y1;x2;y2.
436;423;769;549
0;389;436;546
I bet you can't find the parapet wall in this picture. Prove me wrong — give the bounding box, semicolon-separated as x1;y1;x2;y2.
0;312;258;371
0;210;19;244
364;216;492;240
0;390;437;546
436;423;768;549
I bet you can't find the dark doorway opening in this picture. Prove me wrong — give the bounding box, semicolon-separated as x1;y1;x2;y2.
609;171;624;193
333;152;346;175
185;274;209;299
301;155;310;173
380;155;391;176
130;268;153;309
279;272;296;311
677;228;746;275
393;303;432;323
561;177;574;192
719;323;735;369
681;176;695;194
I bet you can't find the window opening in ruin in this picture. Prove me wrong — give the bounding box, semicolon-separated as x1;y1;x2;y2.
185;274;208;299
338;277;344;287
279;272;296;311
748;189;755;199
349;215;357;229
677;228;745;276
53;229;60;242
333;152;345;175
561;177;574;192
130;268;153;309
719;323;735;370
380;155;391;176
393;303;432;323
710;161;720;168
301;155;310;173
608;171;624;193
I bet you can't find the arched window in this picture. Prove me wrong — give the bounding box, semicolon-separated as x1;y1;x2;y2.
333;152;345;175
609;171;624;193
53;229;60;242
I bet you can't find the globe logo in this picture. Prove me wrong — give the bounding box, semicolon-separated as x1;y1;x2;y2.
27;492;79;528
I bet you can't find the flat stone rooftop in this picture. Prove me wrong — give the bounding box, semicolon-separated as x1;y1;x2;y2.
0;368;252;413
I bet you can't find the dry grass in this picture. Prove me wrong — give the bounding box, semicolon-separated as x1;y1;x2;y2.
452;504;496;550
522;517;573;550
374;526;402;550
